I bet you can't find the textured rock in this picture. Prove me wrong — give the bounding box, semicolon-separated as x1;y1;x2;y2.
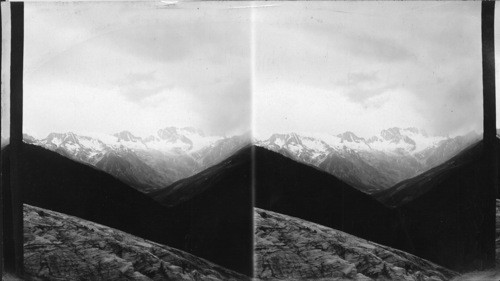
23;204;248;281
254;208;458;281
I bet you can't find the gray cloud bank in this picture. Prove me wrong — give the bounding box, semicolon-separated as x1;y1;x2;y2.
23;2;487;139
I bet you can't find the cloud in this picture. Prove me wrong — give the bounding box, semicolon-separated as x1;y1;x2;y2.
335;71;398;105
345;72;379;85
22;2;484;139
344;33;414;63
194;76;251;136
116;71;172;103
23;2;251;138
412;75;483;136
254;81;425;139
255;1;482;137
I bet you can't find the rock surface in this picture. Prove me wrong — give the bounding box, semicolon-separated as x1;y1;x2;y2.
23;204;248;281
254;208;458;281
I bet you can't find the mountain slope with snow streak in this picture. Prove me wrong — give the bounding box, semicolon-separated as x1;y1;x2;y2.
257;128;479;193
24;128;250;193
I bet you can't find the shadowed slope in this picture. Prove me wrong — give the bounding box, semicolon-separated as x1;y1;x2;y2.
252;146;406;252
150;146;254;275
375;141;483;207
375;139;499;272
393;144;492;272
253;144;494;272
151;145;252;207
3;143;253;276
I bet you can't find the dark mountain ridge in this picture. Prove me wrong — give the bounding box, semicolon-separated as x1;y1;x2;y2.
151;145;253;207
251;143;494;272
252;146;405;249
2;143;253;276
375;140;484;207
386;138;498;271
149;141;495;273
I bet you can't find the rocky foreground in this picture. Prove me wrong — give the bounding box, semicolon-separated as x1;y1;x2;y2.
23;204;248;281
255;208;458;281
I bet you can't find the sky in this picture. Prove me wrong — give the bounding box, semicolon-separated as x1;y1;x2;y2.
254;2;484;139
23;1;251;139
21;2;488;140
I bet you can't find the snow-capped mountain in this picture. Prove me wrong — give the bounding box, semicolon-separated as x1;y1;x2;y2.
257;127;479;194
24;126;479;195
24;128;251;193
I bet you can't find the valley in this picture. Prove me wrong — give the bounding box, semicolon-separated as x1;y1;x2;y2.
23;128;250;193
24;127;478;195
257;128;479;194
10;127;496;280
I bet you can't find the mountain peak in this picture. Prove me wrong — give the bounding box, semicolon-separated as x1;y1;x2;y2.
181;127;205;137
44;132;79;144
22;134;36;144
113;131;142;142
380;127;402;141
337;131;364;143
289;132;302;143
380;127;429;139
157;126;205;141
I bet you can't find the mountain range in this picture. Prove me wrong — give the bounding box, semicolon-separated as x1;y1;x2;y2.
24;126;479;195
257;127;479;193
23;127;250;193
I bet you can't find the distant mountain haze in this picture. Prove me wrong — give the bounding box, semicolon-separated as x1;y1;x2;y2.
257;127;479;194
23;127;251;193
24;127;478;195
